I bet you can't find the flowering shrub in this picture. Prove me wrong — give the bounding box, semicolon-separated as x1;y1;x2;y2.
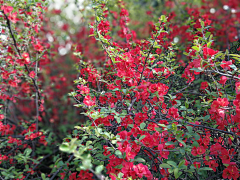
63;0;240;180
1;0;240;179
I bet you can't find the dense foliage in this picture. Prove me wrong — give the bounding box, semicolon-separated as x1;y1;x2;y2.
1;0;240;179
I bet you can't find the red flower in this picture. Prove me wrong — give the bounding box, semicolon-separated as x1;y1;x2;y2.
120;9;129;16
133;164;147;178
202;47;218;58
1;6;13;14
34;43;44;52
191;146;198;156
9;12;19;23
83;95;96;106
131;125;142;137
121;162;134;177
158;144;169;159
134;112;148;126
60;172;65;180
97;20;110;34
22;52;30;64
204;159;218;172
220;60;232;70
29;71;35;79
77;85;90;95
117;140;129;152
193;162;201;169
197;146;206;155
125;146;136;161
219;76;228;85
222;165;240;180
200;81;208;90
0;114;4;120
167;107;179;119
235;82;240;94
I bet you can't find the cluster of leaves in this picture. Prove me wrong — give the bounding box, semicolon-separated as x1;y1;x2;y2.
1;0;240;179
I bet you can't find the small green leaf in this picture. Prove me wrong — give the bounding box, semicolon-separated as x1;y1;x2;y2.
174;168;179;179
59;144;69;152
41;173;46;180
205;32;211;39
192;46;199;52
178;160;185;168
139;135;146;141
176;138;186;147
192;141;199;147
167;161;177;167
115;117;121;123
160;163;172;169
140;123;146;129
24;148;32;156
115;150;122;157
199;167;213;171
229;64;237;70
95;165;104;174
186;126;193;133
134;157;145;162
190;68;203;72
193;133;200;140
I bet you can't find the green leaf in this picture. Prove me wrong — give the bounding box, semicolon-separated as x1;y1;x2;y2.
140;123;146;129
193;133;200;140
176;138;186;147
199;167;213;171
180;148;185;154
82;159;92;169
59;144;69;152
207;41;212;48
95;165;104;174
160;15;167;22
41;173;46;180
203;115;210;121
174;168;180;179
134;157;145;163
178;160;185;168
139;135;146;141
205;32;211;39
115;150;122;157
165;141;176;145
167;161;177;167
158;123;167;128
192;141;199;147
186;126;193;133
160;163;172;169
192;46;200;52
24;148;32;156
115;117;121;123
190;68;203;72
229;64;237;70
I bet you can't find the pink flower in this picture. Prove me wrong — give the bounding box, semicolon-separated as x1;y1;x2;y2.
0;114;4;120
34;43;44;52
133;164;147;178
236;82;240;94
22;53;30;64
83;95;96;106
219;76;228;85
158;144;169;159
1;6;13;14
29;71;35;78
220;60;232;70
